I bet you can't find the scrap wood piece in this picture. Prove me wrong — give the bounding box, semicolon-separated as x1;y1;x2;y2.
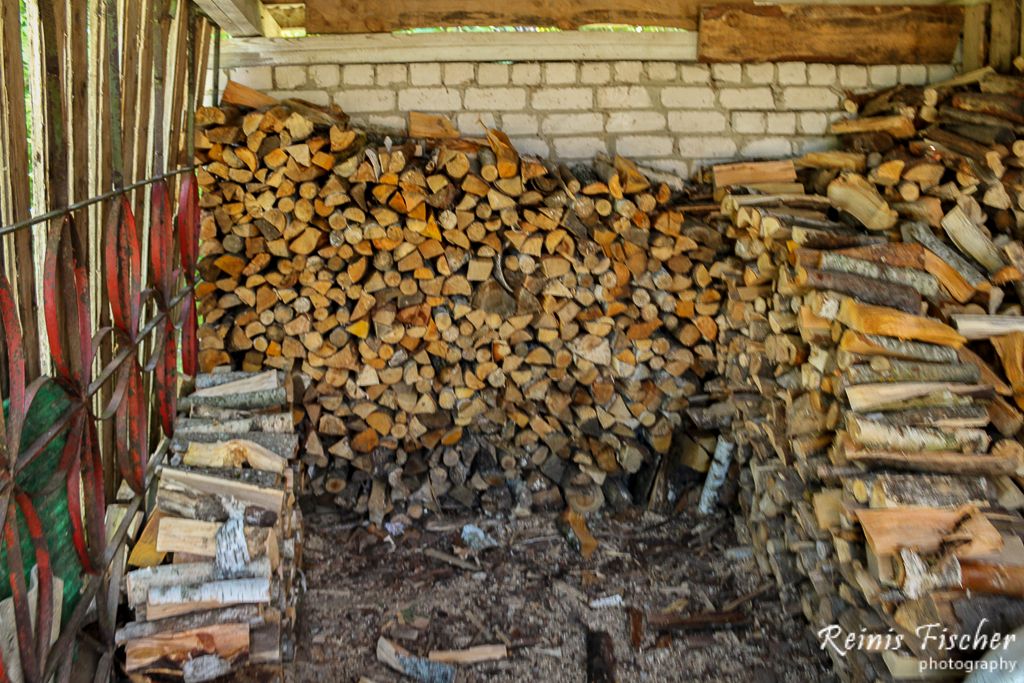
953;314;1024;339
423;547;479;572
836;299;966;348
712;160;796;191
991;333;1024;408
377;636;455;683
827;173;897;230
192;370;279;397
698;4;962;64
124;622;250;674
428;644;508;664
561;509;598;559
845;449;1019;476
221;80;278;109
647;608;750;632
409;112;459;140
184;438;287;473
585;628;616;683
146;577;272;620
720;582;774;612
854;505;1003;557
831;115;917;139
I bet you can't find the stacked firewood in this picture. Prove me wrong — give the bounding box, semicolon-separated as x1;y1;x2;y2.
708;66;1024;682
194;82;725;522
117;371;301;680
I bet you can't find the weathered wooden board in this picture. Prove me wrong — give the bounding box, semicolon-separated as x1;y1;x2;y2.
306;0;748;32
698;5;963;64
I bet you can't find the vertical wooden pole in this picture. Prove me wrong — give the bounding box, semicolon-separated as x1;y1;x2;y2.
990;0;1018;71
71;0;91;259
963;4;989;73
3;0;41;379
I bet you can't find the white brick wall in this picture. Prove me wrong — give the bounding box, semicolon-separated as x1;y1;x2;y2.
217;59;959;174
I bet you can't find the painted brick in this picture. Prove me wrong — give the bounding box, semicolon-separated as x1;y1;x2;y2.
798;112;830;135
900;64;928;85
275;66;307;89
794;137;837;154
343;64;374;86
532;87;593;110
457;112;498;136
463;87;528;111
766;112;797;135
869;65;899;88
376;64;407;85
741;137;793;158
397;87;461;111
409;63;442;86
783;87;839;110
597;86;653;109
662;86;715;109
837;65;869;89
309;64;340;89
511;63;541;85
807;64;835;86
334;89;395;113
542;113;605;135
680;64;710;83
443;63;475;85
711;64;742;83
731;111;766;134
777;62;807;85
645;62;677;82
231;66;272;90
719;87;774;109
511;137;550;157
545;63;577;84
677;136;737;159
580;63;612;84
500;113;539;135
613;61;643;82
478;63;509;85
744;63;774;84
553;136;608;159
668;110;727;133
606;111;667;133
928;64;957;83
364;115;406;131
616;135;674;157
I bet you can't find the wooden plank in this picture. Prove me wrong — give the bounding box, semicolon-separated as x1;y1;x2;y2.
124;622;250;673
698;5;963;64
193;0;281;37
963;3;988;71
219;31;700;67
2;0;41;378
305;0;742;33
990;0;1018;70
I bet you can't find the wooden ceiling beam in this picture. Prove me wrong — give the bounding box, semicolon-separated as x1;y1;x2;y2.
194;0;281;37
304;0;746;33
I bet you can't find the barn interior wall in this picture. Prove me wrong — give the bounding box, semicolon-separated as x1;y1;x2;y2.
211;55;960;176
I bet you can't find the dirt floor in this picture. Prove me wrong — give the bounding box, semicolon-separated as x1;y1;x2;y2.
285;507;834;683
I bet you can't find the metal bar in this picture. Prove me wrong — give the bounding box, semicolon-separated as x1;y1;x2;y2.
0;165;197;237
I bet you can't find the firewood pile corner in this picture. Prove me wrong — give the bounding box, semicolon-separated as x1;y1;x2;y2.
707;65;1024;681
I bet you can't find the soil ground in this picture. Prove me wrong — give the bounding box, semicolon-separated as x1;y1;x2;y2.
283;508;834;683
